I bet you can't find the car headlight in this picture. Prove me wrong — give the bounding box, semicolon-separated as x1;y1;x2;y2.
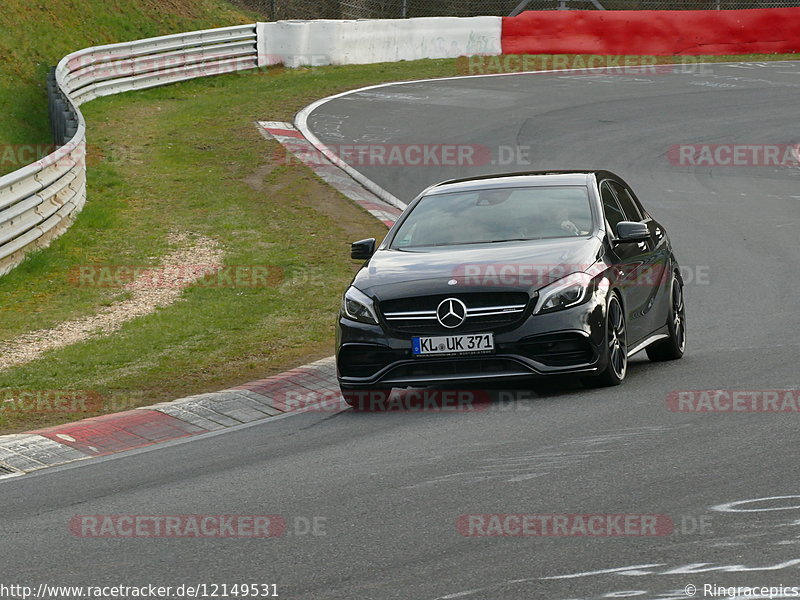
342;286;379;325
533;272;594;314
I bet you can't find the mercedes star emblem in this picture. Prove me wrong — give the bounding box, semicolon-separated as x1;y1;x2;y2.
436;298;467;328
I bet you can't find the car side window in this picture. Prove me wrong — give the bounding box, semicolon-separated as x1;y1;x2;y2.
609;181;643;221
600;182;625;237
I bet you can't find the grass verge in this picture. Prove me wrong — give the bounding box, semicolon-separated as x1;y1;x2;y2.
0;0;257;177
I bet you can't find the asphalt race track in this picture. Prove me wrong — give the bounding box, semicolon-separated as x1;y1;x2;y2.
3;63;800;600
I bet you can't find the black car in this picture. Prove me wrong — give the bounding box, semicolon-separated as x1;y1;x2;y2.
336;171;685;404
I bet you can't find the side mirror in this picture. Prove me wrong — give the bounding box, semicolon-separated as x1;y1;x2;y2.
614;221;650;244
351;238;376;260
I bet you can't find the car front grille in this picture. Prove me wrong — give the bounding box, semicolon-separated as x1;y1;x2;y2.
380;292;531;334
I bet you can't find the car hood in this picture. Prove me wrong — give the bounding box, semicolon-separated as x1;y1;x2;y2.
352;237;604;300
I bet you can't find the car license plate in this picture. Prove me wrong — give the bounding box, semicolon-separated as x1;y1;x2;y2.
412;333;494;356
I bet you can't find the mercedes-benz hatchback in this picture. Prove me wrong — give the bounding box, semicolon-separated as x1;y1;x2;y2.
336;171;685;404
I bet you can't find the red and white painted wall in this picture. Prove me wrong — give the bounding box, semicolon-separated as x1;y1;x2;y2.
257;8;800;68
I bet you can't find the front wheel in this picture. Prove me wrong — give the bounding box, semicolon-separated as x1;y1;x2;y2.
646;274;686;362
582;293;627;388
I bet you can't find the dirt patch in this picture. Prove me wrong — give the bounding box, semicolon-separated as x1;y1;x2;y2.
302;179;390;240
242;163;278;192
0;232;224;372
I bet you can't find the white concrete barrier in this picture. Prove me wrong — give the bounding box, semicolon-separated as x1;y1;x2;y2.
257;17;502;68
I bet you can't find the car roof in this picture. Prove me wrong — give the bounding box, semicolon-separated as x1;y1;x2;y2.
424;170;619;195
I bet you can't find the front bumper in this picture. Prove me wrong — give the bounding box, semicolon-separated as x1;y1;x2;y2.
336;295;609;388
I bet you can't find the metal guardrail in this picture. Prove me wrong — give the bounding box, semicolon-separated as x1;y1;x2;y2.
0;24;258;276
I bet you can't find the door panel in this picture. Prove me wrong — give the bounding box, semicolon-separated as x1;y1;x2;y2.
612;181;672;336
600;181;656;344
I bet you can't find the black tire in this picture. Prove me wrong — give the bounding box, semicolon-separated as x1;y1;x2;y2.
581;292;627;388
339;385;393;410
646;274;686;362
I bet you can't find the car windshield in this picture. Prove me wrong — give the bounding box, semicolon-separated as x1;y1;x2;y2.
390;185;593;248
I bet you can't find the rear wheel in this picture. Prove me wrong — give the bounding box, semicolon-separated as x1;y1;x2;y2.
646;274;686;361
582;293;627;388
